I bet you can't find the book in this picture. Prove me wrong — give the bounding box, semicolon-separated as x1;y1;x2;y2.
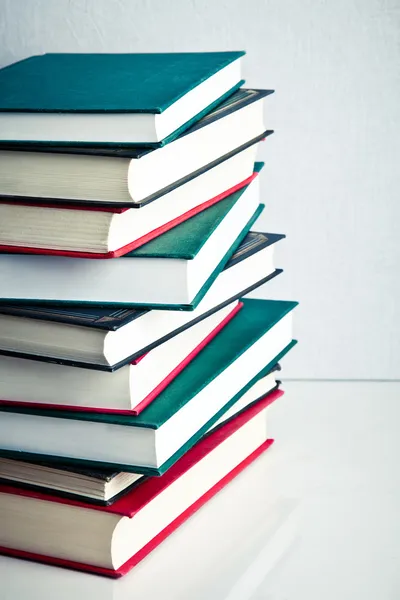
0;88;272;206
0;301;241;414
0;298;298;474
0;390;281;577
0;461;144;507
0;52;245;146
0;231;284;369
0;143;259;258
0;170;263;308
0;496;299;596
0;367;281;505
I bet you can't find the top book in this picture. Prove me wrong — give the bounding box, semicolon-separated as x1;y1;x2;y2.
0;52;245;146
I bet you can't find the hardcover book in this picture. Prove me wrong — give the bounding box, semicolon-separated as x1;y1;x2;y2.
0;52;246;146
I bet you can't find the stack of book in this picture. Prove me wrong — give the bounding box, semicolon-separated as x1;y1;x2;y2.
0;52;297;578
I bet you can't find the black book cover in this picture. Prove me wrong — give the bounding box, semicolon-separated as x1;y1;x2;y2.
0;89;273;158
0;89;274;208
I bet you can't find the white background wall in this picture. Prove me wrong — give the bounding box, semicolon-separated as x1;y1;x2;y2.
0;0;399;379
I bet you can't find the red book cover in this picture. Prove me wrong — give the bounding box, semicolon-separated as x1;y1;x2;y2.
0;173;256;259
0;302;242;416
0;388;283;577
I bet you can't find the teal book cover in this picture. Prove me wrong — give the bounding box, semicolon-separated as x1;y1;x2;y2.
0;52;244;113
127;162;264;260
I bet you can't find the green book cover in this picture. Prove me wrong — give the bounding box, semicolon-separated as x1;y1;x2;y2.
114;199;265;311
127;162;264;260
0;52;245;113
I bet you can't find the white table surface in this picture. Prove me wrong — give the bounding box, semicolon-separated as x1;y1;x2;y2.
1;381;400;600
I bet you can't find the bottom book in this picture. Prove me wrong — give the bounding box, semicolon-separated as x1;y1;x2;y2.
0;388;283;578
0;499;299;600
